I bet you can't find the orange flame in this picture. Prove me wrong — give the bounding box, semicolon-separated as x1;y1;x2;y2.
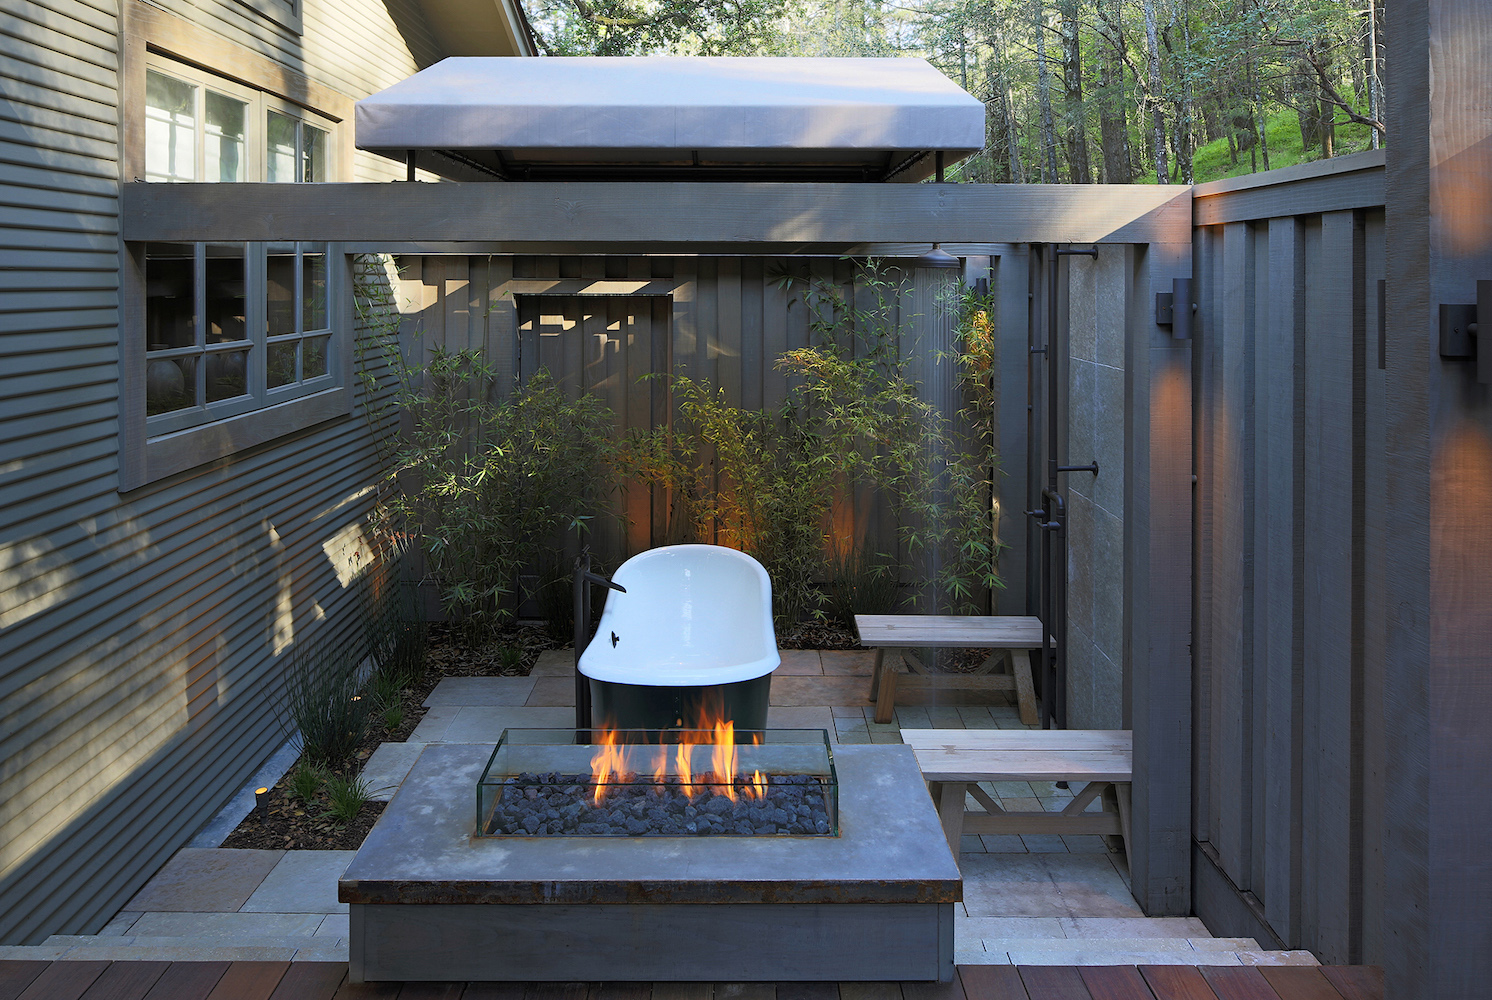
588;700;768;805
673;739;695;798
711;719;738;802
590;728;626;806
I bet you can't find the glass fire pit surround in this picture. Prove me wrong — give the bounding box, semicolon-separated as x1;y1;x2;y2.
477;728;838;837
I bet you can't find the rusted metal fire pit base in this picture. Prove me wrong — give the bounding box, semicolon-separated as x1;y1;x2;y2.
339;743;960;983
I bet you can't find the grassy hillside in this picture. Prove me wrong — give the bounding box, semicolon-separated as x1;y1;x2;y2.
1135;106;1379;185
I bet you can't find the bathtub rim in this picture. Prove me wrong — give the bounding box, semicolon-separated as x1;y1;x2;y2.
578;543;780;687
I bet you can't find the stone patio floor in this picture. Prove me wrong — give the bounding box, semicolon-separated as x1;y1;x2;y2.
0;650;1319;968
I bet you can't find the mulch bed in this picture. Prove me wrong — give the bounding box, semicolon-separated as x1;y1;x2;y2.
221;623;560;851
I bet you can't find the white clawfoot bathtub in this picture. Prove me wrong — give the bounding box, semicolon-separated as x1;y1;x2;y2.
577;544;779;730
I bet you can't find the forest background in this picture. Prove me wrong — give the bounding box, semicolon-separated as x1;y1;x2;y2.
516;0;1386;184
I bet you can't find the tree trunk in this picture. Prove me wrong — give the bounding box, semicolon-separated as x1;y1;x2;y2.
990;24;1024;182
1034;0;1061;183
1096;0;1131;182
1365;0;1381;149
1059;0;1091;183
1141;0;1168;182
1176;0;1194;183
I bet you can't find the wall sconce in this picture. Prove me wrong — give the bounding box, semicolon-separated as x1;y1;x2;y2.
1439;281;1492;384
1155;277;1194;340
914;244;961;270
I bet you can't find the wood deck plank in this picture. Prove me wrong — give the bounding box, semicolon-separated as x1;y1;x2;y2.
331;978;401;999
1253;969;1342;1000
79;962;170;1000
837;985;902;1000
394;984;466;1000
16;961;111;1000
901;974;967;1000
1077;967;1157;1000
264;964;344;1000
1137;967;1220;1000
956;966;1030;1000
0;961;50;1000
774;984;837;1000
713;985;775;1000
460;985;529;1000
206;962;292;1000
647;985;711;1000
1197;968;1281;1000
1316;968;1381;1000
1016;968;1091;1000
142;963;230;1000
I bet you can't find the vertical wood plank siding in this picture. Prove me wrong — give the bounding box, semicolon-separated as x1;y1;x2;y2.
0;0;432;944
394;255;1016;600
1188;161;1386;964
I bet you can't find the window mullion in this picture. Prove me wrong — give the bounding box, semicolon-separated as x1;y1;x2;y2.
194;243;207;407
248;242;266;402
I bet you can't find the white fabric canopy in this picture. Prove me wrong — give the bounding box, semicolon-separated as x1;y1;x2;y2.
356;57;985;181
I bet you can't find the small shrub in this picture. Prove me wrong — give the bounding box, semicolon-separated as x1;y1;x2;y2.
281;638;372;771
382;704;405;731
497;645;523;673
325;775;370;824
823;547;903;631
287;760;326;803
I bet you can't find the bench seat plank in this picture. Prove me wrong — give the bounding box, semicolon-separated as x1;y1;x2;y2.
913;750;1133;783
901;730;1131;752
855;615;1045;648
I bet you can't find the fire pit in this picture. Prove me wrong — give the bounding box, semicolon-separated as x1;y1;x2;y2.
476;728;837;837
341;734;960;984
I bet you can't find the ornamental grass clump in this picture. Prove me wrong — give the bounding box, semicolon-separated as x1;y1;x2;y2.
281;636;371;771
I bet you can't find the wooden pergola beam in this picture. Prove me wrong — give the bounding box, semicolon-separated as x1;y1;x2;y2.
122;181;1190;248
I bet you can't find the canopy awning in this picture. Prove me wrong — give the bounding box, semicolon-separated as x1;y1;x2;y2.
355;57;986;182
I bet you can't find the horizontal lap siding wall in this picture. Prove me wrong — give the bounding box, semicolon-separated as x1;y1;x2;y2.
1190;156;1386;964
0;0;424;944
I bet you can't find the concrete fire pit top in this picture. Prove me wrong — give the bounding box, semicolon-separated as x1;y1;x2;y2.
339;742;961;906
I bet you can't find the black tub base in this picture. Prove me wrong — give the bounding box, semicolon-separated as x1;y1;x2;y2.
587;674;771;735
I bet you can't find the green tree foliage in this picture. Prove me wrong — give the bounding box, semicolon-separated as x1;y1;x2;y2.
519;0;1385;184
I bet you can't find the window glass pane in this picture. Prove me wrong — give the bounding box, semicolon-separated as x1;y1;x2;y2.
145;71;196;182
206;348;250;402
267;244;297;336
204;91;247;183
206;244;247;343
147;356;196;415
304;335;329;379
302;248;327;331
267;342;298;388
267;111;298;183
302;123;327;182
145;243;195;351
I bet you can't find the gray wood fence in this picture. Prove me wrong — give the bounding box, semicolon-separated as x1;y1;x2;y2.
1187;152;1387;964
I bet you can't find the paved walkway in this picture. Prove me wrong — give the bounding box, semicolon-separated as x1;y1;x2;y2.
0;651;1319;968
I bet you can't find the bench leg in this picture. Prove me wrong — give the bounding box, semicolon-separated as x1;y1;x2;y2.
933;781;968;856
869;647;885;701
873;651;899;724
1011;649;1039;726
1115;781;1133;874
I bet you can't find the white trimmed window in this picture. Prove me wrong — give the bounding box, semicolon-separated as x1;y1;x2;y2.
143;241;341;437
144;58;334;184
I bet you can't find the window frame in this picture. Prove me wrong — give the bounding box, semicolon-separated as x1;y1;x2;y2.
144;55;338;185
119;2;359;492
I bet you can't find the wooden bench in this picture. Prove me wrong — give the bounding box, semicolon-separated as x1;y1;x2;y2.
901;728;1133;869
855;615;1043;726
